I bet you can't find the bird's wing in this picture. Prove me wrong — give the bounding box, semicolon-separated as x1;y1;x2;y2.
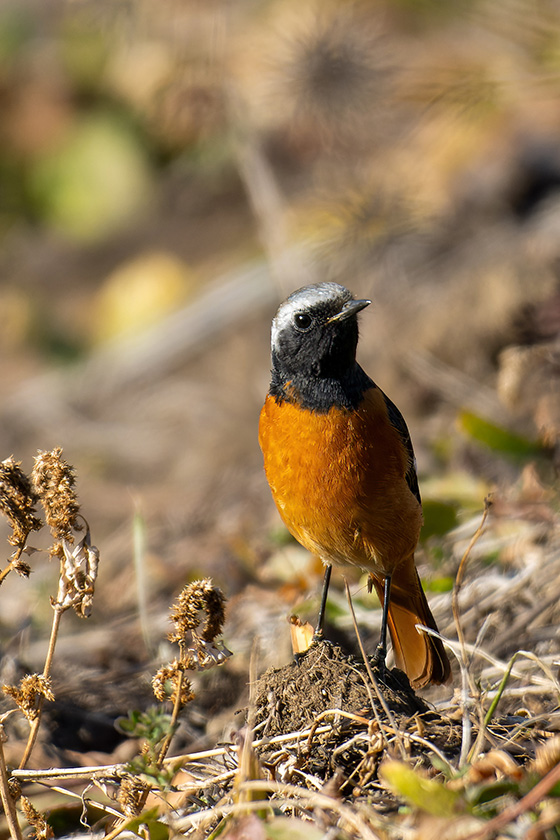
381;392;421;505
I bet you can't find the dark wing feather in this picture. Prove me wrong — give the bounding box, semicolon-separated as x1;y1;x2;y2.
381;392;421;505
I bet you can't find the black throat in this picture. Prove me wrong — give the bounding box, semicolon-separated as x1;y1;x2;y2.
269;360;374;412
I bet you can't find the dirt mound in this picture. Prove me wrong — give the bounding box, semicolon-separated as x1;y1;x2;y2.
251;641;461;799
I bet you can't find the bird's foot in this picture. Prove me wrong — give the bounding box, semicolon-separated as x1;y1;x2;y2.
372;643;388;683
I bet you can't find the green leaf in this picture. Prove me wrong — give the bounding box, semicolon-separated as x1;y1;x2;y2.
468;780;521;814
380;760;461;817
127;809;169;840
458;411;542;459
426;575;454;593
420;499;459;540
29;112;153;242
116;710;141;734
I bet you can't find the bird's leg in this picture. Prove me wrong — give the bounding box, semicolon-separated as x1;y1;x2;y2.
374;574;392;677
313;563;332;642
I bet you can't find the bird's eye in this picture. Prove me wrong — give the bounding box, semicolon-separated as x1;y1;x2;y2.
293;312;313;331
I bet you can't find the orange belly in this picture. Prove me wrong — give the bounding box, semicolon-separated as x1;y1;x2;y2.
259;387;422;576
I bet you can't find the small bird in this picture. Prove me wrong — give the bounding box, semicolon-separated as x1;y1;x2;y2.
259;282;450;689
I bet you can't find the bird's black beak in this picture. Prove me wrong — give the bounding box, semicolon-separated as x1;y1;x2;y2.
327;298;371;323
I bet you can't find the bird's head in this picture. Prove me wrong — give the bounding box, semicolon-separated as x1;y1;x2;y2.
270;282;370;382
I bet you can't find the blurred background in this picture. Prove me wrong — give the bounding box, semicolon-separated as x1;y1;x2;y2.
0;0;559;763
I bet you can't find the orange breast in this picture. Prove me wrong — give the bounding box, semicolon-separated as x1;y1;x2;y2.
258;387;422;576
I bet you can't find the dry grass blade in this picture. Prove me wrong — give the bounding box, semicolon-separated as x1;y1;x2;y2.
438;636;560;690
452;497;492;665
344;579;406;759
452;498;492;767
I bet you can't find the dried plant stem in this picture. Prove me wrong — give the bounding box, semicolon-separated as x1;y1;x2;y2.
452;498;491;767
12;726;335;785
100;814;138;840
452;497;492;662
107;655;188;833
344;579;406;759
19;607;63;770
157;667;185;765
0;728;24;840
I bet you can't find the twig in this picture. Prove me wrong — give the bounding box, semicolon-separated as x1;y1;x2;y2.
157;668;184;766
0;726;24;840
12;765;125;783
234;638;260;805
405;733;455;772
30;782;124;820
19;606;63;770
99;813;140;840
175;769;237;794
12;726;335;785
0;548;27;586
306;709;370;752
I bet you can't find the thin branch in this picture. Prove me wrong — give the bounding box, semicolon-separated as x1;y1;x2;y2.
12;725;335;785
0;727;24;840
0;547;29;586
18;607;63;770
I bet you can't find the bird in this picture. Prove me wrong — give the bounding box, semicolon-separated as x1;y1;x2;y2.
258;282;450;689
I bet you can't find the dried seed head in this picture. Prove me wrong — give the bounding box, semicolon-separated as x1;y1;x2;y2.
273;5;391;144
53;526;99;617
7;777;21;800
3;674;54;721
31;448;80;559
117;776;150;818
0;457;42;549
532;735;560;778
169;579;226;646
20;795;53;840
11;558;32;577
152;660;195;707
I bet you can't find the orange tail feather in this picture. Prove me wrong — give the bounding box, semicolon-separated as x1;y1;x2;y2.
370;557;451;689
